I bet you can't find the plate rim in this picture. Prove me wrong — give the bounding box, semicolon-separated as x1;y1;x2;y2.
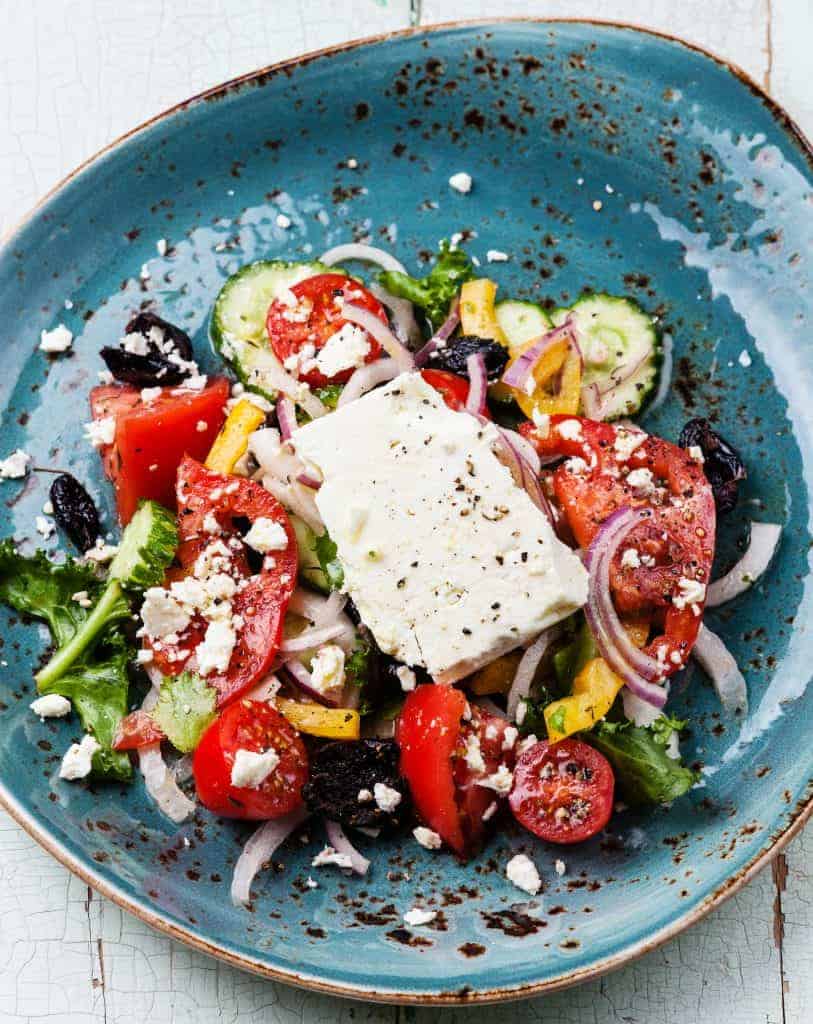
1;16;812;1006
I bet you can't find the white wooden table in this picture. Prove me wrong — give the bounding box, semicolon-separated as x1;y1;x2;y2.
1;2;811;1021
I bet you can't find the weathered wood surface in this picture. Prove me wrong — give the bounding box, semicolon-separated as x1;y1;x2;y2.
0;1;810;1021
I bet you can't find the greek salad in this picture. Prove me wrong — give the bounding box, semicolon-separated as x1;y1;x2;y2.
0;239;782;905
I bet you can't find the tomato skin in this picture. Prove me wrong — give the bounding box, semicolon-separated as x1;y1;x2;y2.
453;708;515;844
420;369;491;419
90;379;229;524
520;415;716;670
509;738;614;844
149;457;298;707
193;700;309;820
396;685;468;854
112;710;165;751
265;273;386;386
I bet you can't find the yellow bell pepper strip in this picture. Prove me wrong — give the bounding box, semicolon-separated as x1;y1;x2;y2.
276;698;360;740
509;336;582;419
468;650;523;695
205;398;266;474
544;657;625;743
459;279;509;344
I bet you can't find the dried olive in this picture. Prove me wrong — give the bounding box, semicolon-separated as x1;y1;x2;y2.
426;335;510;381
99;346;188;386
125;311;193;361
50;474;100;551
301;739;410;831
679;417;746;515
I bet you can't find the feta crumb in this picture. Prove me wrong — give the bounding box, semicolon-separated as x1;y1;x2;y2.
554;858;566;876
156;238;168;256
626;467;655;497
139;587;192;639
123;331;150;355
557;419;583;442
565;456;590;476
230;747;280;788
614;428;647;461
464;733;486;774
136;649;153;664
140;386;163;405
738;349;752;368
30;694;71;719
196;618;237;675
35;516;55;539
39;324;74;353
97;370;114;385
396;665;417;691
42;499;54;515
620;548;641;570
479;764;513;795
592;199;603;212
482;801;498;822
202;512;221;535
64;299;74;310
305;876;319;889
59;734;101;781
179;373;208;392
403;907;436;927
0;449;32;479
275;213;292;229
413;826;442;850
84;417;116;448
505;853;542;895
84;540;118;564
373;782;402;812
311;846;353;870
688;445;705;463
502;725;518;751
673;577;707;611
449;171;473;194
347;158;358;169
486;249;509;263
313;323;370;378
531;409;550;435
71;590;92;608
140;263;151;281
310;644;345;694
196;420;208;433
357;788;373;803
516;700;527;727
243;517;288;554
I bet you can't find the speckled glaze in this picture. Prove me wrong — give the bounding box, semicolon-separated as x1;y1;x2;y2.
1;20;812;1004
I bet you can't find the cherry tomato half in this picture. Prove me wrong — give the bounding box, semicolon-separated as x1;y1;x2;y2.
193;700;309;820
509;738;614;844
420;369;491;419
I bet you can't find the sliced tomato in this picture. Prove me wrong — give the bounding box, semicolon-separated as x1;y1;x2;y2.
265;273;386;387
90;378;229;524
420;369;491;419
193;699;309;820
509;738;614;844
396;685;514;857
148;456;298;707
112;709;165;751
519;415;716;671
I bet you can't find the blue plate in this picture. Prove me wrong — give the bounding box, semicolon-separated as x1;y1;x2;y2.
1;20;812;1004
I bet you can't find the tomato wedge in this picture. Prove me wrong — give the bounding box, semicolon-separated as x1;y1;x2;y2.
148;457;298;707
420;369;491;418
265;273;386;387
112;710;164;751
509;738;614;844
396;685;514;856
520;415;715;671
90;379;229;524
193;700;309;819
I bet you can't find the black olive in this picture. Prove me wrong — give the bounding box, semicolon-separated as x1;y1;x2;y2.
125;311;193;361
99;347;188;386
426;335;510;381
301;739;410;831
678;417;746;515
49;474;100;551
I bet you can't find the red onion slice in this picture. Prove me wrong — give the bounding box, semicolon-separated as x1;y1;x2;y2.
276;396;297;440
296;470;322;490
289;587;347;626
244;673;281;703
584;507;669;707
284;659;339;707
280;620;352;653
247;348;328;420
342;303;415;372
706;522;781;607
368;282;422;347
138;744;196;823
231;807;309;906
414;298;461;366
501;319;576;392
338;359;400;406
646;332;674;415
320;242;407;275
324;819;370;875
491;425;555;524
260;475;324;534
693;624;748;715
507;628;559;721
172;753;194;784
465;352;488;415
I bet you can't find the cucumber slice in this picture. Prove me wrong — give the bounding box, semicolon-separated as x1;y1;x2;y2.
553;294;661;420
109;500;179;592
290;514;331;594
495;300;553;350
211;260;332;400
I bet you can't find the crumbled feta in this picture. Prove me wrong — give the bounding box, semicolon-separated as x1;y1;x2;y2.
449;171;473;193
554;858;566;876
180;373;208;392
84;417;116;448
413;826;442;850
243;517;288;554
403;907;436;927
626;467;655;497
396;665;417;692
97;370;114;385
84;540;118;563
464;733;486;774
310;644;345;694
531;409;550;435
505;853;542;895
136;649;153;664
486;249;509;262
305;876;319;889
688;445;705;464
312;846;353;869
275;213;292;229
64;299;74;309
482;801;498;822
313;323;370;379
140;588;192;639
373;782;402;812
123;331;150;355
347;157;358;169
71;590;92;608
592;199;603;212
565;456;590;476
479;764;513;795
196;419;208;433
140;263;151;281
502;725;518;751
39;324;73;353
35;516;55;539
202;512;221;535
30;694;71;719
357;788;373;803
156;238;168;256
620;548;641;570
557;419;583;442
196;618;237;675
42;499;54;515
517;733;538;756
230;747;280;788
0;450;32;479
59;734;101;781
614;428;647;461
140;386;162;405
738;349;752;368
673;577;707;612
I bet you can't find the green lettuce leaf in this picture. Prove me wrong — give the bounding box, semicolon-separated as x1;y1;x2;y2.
378;240;474;327
152;672;218;753
314;531;344;590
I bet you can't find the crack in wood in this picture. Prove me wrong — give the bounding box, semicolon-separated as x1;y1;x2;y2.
764;0;774;90
772;853;788;1024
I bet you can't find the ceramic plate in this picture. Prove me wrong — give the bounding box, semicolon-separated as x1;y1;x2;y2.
1;19;812;1005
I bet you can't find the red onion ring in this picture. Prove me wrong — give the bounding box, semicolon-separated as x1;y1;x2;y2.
465;352;487;415
231;807;309;905
583;507;669;707
324;819;370;875
296;471;322;489
507;628;559;720
338;358;400;407
342;303;415;372
280;620;353;653
414;298;460;366
692;624;748;715
276;396;297;440
283;659;339;707
320;242;407;274
706;522;781;607
492;425;555;524
502;319;577;392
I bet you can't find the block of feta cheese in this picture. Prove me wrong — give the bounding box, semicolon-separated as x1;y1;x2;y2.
292;372;587;683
